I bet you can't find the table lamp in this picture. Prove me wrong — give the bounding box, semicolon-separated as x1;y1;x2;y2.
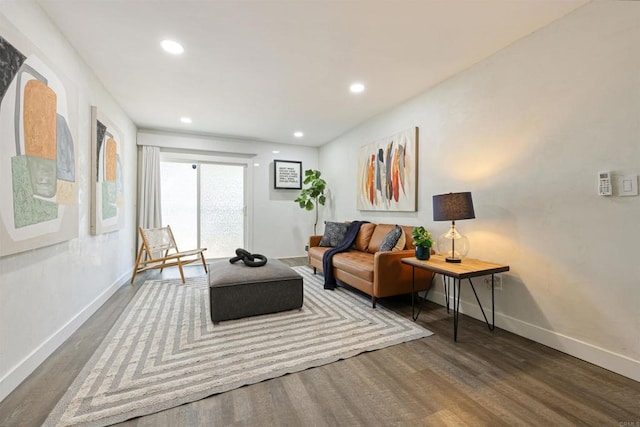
433;192;475;263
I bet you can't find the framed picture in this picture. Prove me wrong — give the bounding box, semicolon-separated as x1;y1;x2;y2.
90;106;124;235
356;127;418;211
0;29;79;257
274;160;302;189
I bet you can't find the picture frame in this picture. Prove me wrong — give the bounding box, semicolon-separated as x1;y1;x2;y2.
0;29;79;257
274;160;302;189
356;127;418;211
90;106;125;235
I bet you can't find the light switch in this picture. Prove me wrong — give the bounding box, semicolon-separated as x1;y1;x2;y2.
618;174;638;197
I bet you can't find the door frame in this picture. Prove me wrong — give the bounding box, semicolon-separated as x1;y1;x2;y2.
159;151;253;253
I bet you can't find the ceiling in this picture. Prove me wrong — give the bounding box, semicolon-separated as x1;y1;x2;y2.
38;0;588;147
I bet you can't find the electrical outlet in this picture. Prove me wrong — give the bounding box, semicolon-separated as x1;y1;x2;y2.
483;274;502;291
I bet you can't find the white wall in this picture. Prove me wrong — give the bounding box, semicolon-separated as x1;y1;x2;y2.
0;3;138;400
319;1;640;381
138;130;319;258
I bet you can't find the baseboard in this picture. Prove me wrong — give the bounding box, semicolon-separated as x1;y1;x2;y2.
0;269;132;402
427;290;640;383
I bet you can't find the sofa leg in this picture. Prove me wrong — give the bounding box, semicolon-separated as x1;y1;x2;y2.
372;297;377;309
313;267;317;274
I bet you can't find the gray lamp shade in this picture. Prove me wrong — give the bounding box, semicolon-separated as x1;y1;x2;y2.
433;192;475;221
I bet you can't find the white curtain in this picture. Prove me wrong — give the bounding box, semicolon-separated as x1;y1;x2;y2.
138;145;162;230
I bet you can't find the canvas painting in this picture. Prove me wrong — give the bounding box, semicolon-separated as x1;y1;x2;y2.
357;127;418;211
91;106;124;235
0;28;78;257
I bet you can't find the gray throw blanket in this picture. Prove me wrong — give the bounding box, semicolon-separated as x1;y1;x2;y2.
322;221;369;290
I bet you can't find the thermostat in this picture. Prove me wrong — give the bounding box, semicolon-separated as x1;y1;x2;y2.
598;171;612;196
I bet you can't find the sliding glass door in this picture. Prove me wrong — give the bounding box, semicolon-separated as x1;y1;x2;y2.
199;163;245;257
161;160;245;258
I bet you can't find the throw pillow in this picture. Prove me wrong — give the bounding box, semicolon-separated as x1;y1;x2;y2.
319;221;349;247
379;225;403;251
392;228;406;251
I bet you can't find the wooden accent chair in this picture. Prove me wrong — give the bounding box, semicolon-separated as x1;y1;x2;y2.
131;226;207;284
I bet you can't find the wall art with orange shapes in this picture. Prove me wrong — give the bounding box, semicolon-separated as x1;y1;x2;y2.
90;106;124;235
356;127;418;212
0;30;78;257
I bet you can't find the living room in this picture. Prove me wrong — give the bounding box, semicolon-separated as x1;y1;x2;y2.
1;0;639;425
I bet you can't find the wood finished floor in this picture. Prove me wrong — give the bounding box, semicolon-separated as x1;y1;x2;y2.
1;257;638;426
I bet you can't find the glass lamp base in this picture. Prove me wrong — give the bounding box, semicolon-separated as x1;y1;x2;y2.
436;226;469;262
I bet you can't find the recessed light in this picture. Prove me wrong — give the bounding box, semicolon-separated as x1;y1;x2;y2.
161;39;184;55
272;150;280;154
294;131;304;138
180;117;192;124
254;163;260;167
350;82;365;93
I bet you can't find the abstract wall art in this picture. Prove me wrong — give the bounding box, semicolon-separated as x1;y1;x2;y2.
0;30;78;257
356;127;418;211
90;106;124;235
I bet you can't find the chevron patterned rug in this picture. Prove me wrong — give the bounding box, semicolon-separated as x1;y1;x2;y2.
44;266;432;426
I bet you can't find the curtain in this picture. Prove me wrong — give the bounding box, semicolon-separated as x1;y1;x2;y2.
138;145;162;230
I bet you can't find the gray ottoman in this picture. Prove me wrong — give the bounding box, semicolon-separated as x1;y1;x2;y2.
208;258;303;323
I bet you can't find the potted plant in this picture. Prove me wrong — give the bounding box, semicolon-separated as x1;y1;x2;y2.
294;169;327;235
412;226;433;260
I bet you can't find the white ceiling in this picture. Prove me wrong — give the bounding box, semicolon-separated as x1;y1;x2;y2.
38;0;587;147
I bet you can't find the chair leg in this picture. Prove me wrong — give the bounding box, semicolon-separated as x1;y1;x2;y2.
200;252;208;273
131;247;144;283
159;249;170;273
177;259;186;284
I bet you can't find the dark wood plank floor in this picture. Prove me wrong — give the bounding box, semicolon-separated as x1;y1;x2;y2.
1;257;638;426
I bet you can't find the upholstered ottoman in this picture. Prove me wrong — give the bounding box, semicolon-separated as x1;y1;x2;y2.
208;258;303;323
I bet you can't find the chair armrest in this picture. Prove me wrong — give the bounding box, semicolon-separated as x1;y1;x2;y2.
140;248;206;264
175;248;207;257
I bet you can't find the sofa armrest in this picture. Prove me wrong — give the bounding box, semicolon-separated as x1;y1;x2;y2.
373;250;433;297
373;249;414;271
309;235;323;248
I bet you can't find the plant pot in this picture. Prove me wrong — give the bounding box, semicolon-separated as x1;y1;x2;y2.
415;246;430;260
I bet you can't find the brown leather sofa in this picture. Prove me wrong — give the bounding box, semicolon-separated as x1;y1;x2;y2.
308;223;433;308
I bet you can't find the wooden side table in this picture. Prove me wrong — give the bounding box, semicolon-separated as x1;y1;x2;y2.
401;255;509;341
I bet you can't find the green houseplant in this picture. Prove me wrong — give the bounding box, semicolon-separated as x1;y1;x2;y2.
294;169;327;235
412;226;433;260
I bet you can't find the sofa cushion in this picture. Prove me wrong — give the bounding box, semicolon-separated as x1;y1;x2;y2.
401;226;415;250
367;224;396;253
308;246;331;262
379;225;403;251
319;221;348;247
351;222;376;252
331;251;375;282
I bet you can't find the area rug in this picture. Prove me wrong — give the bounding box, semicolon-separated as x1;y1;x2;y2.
44;266;433;426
